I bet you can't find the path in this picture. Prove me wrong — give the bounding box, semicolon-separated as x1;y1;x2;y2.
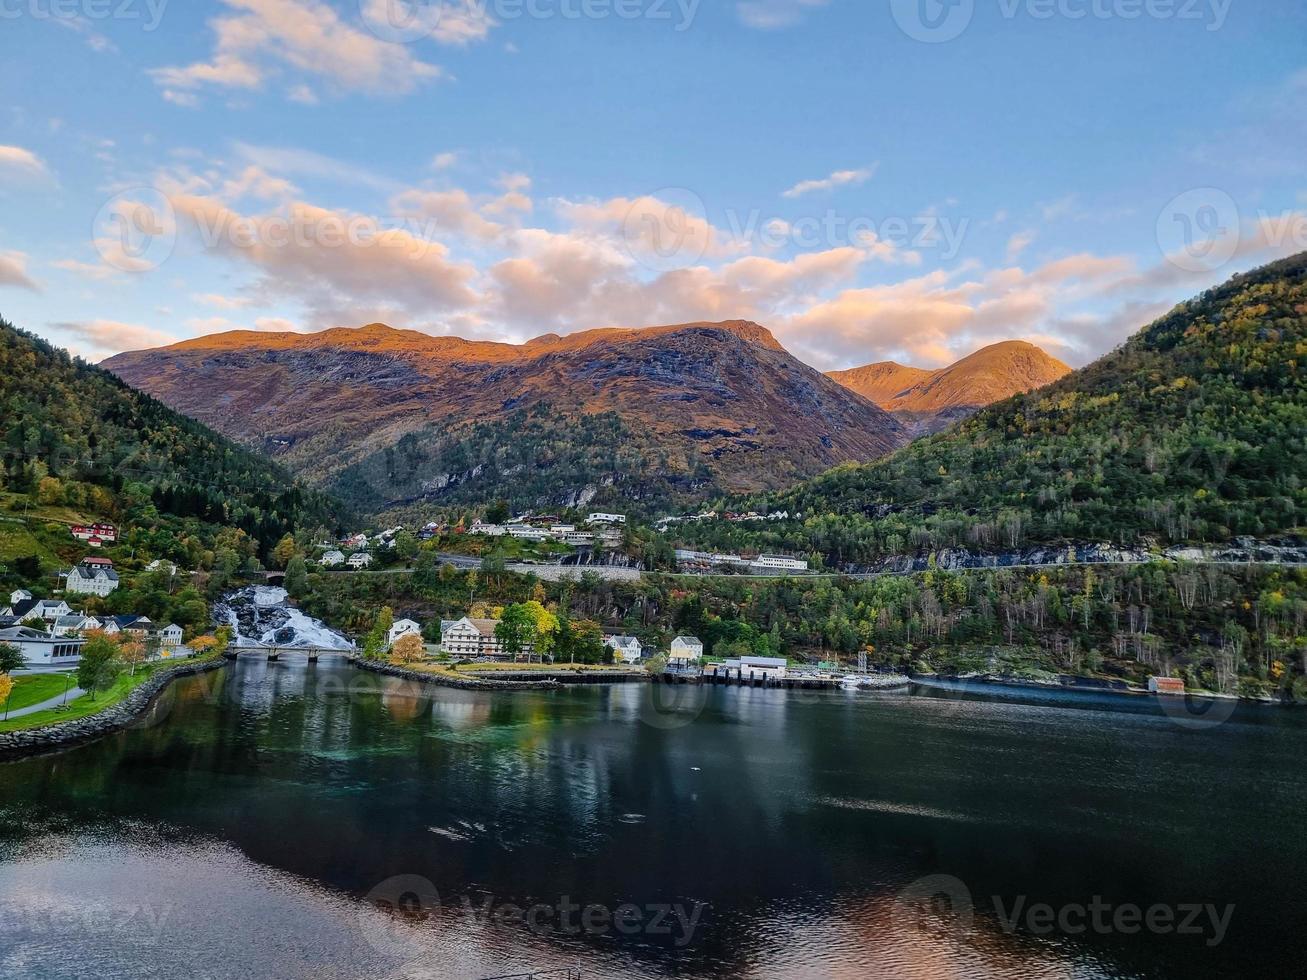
4;684;86;720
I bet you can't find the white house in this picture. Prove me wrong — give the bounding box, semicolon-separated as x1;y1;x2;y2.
388;618;422;648
52;614;100;637
669;636;704;664
103;615;152;638
440;617;532;660
32;599;72;622
8;589;31;607
146;560;179;575
587;513;627;525
0;626;84;665
64;559;120;597
604;635;643;664
469;520;507;537
319;550;346;567
347;552;373;569
159;624;184;648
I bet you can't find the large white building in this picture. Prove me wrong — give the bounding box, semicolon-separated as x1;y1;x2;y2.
752;555;810;573
64;559;120;597
0;626;85;665
440;617;532;660
347;552;373;569
319;550;346;567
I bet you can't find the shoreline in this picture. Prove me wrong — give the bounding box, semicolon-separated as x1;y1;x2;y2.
0;656;226;762
910;673;1295;707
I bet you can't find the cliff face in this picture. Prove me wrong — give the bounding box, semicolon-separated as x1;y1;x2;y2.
104;320;907;514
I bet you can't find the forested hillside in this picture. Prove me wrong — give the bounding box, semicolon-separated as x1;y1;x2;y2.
296;557;1306;701
674;254;1307;565
0;318;342;581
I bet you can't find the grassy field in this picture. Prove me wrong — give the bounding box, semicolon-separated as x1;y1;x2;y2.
3;673;75;714
0;658;218;734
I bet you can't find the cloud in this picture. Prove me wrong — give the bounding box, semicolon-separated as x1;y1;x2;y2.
431;152;459;170
232;142;401;193
52;319;176;361
392;188;507;243
52;259;117;282
0;145;51;179
287;84;319;105
149;0;449;104
164;187;482;329
737;0;830;29
1006;230;1036;261
0;252;40;291
782;165;877;199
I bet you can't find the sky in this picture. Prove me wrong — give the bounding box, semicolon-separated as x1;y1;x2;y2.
0;0;1304;370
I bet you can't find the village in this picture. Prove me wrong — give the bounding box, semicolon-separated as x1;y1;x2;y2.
314;508;813;577
0;545;191;671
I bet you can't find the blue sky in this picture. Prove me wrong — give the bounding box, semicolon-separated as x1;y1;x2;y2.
1;0;1304;369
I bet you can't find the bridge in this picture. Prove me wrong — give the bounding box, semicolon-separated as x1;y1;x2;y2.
223;645;356;664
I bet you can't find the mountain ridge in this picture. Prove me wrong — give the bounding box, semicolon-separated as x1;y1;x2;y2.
104;319;905;517
827;340;1072;433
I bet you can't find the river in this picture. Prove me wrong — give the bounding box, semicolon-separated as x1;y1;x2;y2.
1;659;1305;979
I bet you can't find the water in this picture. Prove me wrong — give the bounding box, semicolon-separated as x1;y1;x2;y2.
215;586;355;649
1;659;1305;980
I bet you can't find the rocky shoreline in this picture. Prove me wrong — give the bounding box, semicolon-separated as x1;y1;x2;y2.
349;657;652;690
349;656;563;691
0;656;226;761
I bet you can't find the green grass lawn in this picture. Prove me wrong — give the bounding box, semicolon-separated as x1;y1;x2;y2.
3;674;75;714
0;659;218;734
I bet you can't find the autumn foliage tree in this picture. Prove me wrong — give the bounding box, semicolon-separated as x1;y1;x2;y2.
390;632;425;665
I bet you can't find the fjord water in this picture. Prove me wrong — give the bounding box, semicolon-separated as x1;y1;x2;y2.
1;662;1305;980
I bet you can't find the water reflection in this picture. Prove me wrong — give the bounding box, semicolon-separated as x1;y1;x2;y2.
1;660;1305;979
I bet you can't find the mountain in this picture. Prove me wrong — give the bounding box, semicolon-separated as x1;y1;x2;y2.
670;254;1307;565
0;317;341;573
103;320;907;517
828;341;1072;435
